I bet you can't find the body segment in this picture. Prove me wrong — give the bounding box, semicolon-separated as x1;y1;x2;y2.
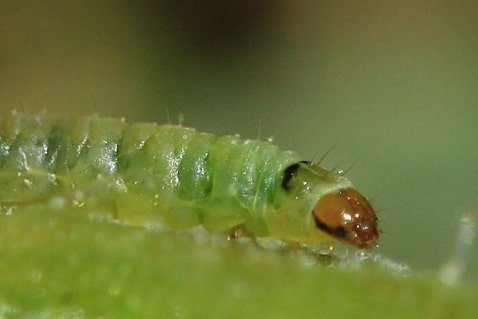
0;112;379;248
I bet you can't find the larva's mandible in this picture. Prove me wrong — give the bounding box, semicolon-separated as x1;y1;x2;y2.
0;113;379;249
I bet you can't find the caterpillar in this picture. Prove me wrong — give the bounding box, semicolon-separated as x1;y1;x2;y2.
0;112;379;249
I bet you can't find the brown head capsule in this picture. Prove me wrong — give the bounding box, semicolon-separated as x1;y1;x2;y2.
312;187;379;249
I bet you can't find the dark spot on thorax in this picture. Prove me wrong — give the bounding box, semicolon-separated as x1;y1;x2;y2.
282;161;311;191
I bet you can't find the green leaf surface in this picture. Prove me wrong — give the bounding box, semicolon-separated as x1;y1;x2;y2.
0;206;476;318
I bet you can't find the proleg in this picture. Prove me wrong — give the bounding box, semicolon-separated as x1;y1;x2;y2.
0;112;379;250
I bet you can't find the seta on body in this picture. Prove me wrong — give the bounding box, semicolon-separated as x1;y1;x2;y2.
0;112;379;249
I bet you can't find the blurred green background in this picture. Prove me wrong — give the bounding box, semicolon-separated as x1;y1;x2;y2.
1;0;477;285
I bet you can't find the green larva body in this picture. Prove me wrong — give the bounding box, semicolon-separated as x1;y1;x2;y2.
0;112;379;248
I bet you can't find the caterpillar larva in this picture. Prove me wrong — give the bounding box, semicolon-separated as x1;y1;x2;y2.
0;112;379;249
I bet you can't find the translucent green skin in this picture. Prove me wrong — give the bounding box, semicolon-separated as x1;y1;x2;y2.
0;113;357;244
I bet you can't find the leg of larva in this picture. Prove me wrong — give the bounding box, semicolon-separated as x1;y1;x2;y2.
0;113;380;252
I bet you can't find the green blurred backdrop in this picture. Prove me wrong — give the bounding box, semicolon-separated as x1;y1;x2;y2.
1;1;477;283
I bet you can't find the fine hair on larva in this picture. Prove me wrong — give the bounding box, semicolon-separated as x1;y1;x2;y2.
0;112;379;250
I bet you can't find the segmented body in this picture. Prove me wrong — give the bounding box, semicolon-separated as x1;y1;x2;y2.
0;112;379;248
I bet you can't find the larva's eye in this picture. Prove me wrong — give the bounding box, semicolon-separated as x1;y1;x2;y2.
312;188;379;249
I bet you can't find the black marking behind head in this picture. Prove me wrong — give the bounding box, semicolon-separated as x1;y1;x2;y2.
282;161;311;191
